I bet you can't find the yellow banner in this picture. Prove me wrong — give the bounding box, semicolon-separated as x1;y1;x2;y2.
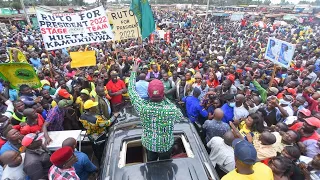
107;8;141;41
70;51;96;68
0;63;41;89
8;48;27;63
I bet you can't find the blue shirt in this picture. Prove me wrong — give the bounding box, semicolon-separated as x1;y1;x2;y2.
315;58;320;73
135;80;149;99
29;58;42;69
9;89;18;101
182;96;208;123
73;151;97;180
0;141;19;155
221;103;234;124
203;120;230;143
41;109;48;120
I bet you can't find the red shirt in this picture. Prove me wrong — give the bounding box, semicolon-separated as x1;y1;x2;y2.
300;132;320;142
290;122;320;142
302;92;319;112
289;122;303;131
294;66;304;72
13;114;44;135
207;79;219;88
106;79;126;104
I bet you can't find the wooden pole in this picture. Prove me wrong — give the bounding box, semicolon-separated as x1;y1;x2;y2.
269;64;277;88
45;50;54;79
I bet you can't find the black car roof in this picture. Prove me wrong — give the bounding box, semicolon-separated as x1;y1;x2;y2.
112;158;209;180
101;107;219;180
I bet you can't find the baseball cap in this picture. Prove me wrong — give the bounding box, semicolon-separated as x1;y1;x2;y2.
142;65;149;69
40;80;50;88
304;117;320;128
84;100;98;110
237;84;245;91
285;87;297;96
193;87;201;95
268;87;279;95
80;89;90;96
148;79;164;102
50;147;74;166
298;109;311;117
58;99;73;108
232;139;257;165
21;133;43;147
58;89;71;99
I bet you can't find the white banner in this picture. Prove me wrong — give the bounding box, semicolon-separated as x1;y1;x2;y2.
265;37;296;68
36;6;114;50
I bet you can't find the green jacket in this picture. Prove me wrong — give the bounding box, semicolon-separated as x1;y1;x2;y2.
252;80;267;103
128;72;183;153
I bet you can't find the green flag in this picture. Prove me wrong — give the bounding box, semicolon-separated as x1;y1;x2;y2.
130;0;155;39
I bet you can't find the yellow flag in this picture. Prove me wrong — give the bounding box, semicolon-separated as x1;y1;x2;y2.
8;48;27;63
70;51;96;68
0;63;41;89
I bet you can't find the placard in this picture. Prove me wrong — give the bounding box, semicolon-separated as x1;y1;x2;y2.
36;6;114;50
265;37;295;68
107;8;140;41
0;63;41;89
70;51;96;68
0;23;9;34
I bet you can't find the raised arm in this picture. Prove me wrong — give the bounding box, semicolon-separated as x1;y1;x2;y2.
252;80;267;103
128;61;144;113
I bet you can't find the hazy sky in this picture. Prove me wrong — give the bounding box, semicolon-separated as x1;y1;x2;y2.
271;0;302;4
84;0;310;5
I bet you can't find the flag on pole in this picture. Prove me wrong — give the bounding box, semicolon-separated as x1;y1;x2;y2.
8;48;27;63
130;0;155;39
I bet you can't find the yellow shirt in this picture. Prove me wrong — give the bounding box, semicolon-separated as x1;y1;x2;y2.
75;96;84;114
79;114;110;135
239;121;251;137
186;78;195;85
222;162;274;180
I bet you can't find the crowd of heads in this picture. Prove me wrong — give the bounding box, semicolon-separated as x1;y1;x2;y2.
0;8;319;179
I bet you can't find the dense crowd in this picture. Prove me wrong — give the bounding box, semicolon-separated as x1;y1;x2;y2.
0;8;319;180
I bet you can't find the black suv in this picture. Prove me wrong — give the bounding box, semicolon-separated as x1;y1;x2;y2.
99;107;220;180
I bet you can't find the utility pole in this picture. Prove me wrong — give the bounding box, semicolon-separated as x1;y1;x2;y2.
20;0;31;27
205;0;210;19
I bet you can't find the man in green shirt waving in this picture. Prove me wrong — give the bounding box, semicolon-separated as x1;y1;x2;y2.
128;61;183;162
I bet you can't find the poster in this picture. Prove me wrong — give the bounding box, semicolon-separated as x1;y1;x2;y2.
70;51;96;68
107;8;140;41
0;63;41;89
157;30;166;39
0;23;9;34
265;37;295;68
36;6;114;50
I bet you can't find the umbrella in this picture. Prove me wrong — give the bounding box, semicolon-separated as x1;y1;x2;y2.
254;21;267;28
273;21;288;26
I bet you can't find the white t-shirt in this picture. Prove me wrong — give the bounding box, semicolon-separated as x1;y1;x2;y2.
233;105;249;121
282;106;294;117
1;153;26;180
207;136;235;172
215;71;222;81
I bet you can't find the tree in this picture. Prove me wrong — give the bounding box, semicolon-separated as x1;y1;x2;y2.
263;0;271;5
10;1;22;13
280;0;289;5
299;0;311;4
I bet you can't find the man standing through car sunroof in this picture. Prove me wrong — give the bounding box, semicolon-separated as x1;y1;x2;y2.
129;60;183;162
